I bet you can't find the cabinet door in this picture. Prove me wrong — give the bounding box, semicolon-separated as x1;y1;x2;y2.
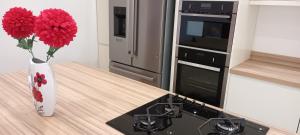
225;74;300;133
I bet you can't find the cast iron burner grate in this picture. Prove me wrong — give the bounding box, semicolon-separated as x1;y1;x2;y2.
133;103;183;133
198;118;246;135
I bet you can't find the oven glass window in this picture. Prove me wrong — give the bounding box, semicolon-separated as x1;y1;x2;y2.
179;15;231;52
187;21;204;37
204;22;223;38
175;63;222;106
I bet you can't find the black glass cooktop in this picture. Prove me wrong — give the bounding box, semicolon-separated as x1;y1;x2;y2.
106;94;269;135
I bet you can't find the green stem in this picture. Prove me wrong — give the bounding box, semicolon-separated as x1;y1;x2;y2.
28;49;35;58
29;36;35;58
46;46;60;62
46;55;51;62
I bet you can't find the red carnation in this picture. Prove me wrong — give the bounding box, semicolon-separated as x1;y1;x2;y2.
2;7;35;39
34;72;47;87
32;87;43;102
34;9;77;48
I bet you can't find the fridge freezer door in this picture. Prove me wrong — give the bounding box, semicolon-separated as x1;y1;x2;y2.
110;62;161;87
109;0;134;65
132;0;166;73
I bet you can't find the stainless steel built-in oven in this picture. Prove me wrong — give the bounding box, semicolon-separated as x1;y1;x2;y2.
174;1;238;107
174;47;229;107
177;1;238;53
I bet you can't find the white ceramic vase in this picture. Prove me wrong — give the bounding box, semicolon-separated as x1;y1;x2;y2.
28;58;56;116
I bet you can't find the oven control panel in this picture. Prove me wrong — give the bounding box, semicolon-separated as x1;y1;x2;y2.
177;47;227;68
181;1;238;14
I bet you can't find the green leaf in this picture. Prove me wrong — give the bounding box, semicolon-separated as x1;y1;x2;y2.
47;47;60;57
27;39;33;49
17;39;28;49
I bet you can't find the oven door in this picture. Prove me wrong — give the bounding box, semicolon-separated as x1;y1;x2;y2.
175;60;224;107
178;13;232;52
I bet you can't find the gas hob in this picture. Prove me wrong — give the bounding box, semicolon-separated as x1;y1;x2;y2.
106;94;269;135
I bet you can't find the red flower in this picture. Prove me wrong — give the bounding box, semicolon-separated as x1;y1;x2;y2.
2;7;35;39
34;72;47;87
34;9;77;48
32;87;43;102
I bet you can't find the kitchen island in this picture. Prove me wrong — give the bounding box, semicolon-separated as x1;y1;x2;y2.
0;63;290;135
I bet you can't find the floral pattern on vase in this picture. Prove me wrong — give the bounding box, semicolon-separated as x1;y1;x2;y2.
31;72;48;114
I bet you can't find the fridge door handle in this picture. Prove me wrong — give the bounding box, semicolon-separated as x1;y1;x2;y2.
127;0;135;57
110;66;155;82
133;0;138;56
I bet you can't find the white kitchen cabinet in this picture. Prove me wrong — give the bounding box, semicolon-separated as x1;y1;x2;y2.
97;0;109;45
297;119;300;134
96;0;110;69
225;74;300;134
98;44;109;70
250;0;300;6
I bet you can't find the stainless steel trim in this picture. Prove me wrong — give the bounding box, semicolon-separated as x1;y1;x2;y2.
179;12;231;19
133;0;138;56
178;60;220;72
178;45;229;55
110;66;155;82
173;58;179;92
176;10;182;46
226;13;237;54
220;67;229;108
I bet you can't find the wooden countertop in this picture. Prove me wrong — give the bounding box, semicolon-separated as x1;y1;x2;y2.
0;63;290;135
231;51;300;89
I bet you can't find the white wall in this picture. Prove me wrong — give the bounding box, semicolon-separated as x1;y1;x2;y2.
0;0;98;73
253;6;300;58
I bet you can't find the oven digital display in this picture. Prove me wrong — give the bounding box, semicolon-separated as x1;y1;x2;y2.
201;3;212;9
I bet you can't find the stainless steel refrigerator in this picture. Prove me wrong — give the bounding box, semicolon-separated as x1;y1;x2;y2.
109;0;175;89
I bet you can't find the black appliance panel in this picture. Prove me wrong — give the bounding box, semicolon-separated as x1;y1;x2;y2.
106;94;270;135
114;7;126;38
175;63;224;107
179;15;231;52
181;1;236;14
178;47;227;67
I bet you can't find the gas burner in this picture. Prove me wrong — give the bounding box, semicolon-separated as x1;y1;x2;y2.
215;119;244;134
198;118;245;135
133;103;183;133
147;103;183;118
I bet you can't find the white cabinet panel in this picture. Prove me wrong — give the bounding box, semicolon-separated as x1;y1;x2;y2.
250;0;300;6
98;44;109;70
97;0;109;45
97;0;110;70
297;119;300;134
226;74;300;133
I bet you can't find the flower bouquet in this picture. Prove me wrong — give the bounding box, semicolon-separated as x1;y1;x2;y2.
2;7;77;116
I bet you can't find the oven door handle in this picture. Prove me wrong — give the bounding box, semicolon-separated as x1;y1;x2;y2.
179;12;231;19
178;60;221;72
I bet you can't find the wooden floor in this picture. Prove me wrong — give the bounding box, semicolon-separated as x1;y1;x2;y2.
0;63;290;135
